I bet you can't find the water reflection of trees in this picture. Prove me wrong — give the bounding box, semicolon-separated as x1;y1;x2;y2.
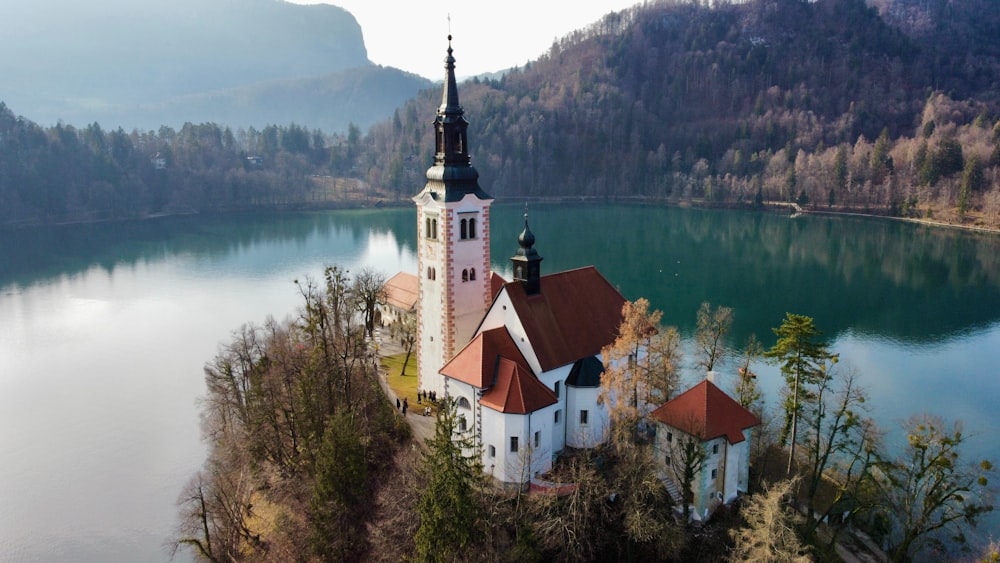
0;208;416;290
489;203;1000;345
4;203;998;344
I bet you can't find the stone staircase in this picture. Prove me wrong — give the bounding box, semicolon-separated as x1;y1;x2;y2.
659;474;683;507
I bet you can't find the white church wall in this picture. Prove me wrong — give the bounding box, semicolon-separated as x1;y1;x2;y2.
447;381;479;447
476;290;541;374
723;439;741;504
416;199;447;397
537;366;571;454
565;385;607;449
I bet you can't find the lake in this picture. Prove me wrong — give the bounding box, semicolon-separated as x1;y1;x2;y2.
2;203;998;560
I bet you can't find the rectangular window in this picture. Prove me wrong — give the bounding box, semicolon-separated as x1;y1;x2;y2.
711;468;718;480
459;416;467;432
489;445;495;458
712;443;719;455
554;410;561;424
510;436;519;453
580;410;589;425
667;431;673;443
534;431;540;448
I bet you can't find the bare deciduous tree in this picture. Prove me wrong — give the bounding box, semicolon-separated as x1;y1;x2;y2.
799;366;880;539
528;452;613;562
878;415;995;561
663;423;708;523
695;301;733;373
353;267;388;339
600;298;683;450
729;478;811;563
735;333;764;412
390;311;417;377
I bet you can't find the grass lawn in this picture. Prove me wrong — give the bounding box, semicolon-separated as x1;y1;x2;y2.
382;352;436;416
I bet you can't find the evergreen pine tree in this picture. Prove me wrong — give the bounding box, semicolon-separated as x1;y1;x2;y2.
309;411;369;562
414;398;483;563
764;313;836;475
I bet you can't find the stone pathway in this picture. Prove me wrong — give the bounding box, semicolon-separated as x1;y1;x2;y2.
372;328;435;448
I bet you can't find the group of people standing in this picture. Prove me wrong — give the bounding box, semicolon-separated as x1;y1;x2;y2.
396;390;439;417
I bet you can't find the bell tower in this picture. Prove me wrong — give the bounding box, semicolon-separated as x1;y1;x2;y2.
511;211;543;295
414;36;494;396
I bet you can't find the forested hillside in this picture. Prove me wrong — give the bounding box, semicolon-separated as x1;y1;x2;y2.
5;0;1000;229
0;106;371;226
359;0;1000;227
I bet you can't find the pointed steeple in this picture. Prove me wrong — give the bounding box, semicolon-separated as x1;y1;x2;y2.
440;35;462;118
511;207;543;294
424;35;491;202
413;34;495;400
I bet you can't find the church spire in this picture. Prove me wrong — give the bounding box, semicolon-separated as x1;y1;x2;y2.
425;35;491;202
511;207;543;294
440;35;461;118
413;34;495;399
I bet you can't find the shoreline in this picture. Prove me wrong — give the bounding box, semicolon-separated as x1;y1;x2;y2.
4;193;999;237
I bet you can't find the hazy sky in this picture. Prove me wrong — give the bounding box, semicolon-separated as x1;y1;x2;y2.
288;0;641;80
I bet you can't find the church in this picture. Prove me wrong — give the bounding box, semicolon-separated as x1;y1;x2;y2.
409;37;627;485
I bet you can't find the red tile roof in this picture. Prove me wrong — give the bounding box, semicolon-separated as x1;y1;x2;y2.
440;327;529;389
440;326;557;414
490;271;507;301
504;266;626;372
383;271;418;311
650;380;760;444
480;356;558;414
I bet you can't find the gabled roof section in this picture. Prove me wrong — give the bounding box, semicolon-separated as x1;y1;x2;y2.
504;266;626;372
650;380;760;445
480;356;558;414
489;271;506;302
440;327;528;389
383;271;418;312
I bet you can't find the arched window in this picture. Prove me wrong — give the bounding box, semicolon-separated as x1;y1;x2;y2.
431;218;438;240
427;266;433;280
469;217;477;238
425;217;431;238
457;396;471;410
460;218;468;240
469;268;476;281
462;269;469;282
554;381;561;398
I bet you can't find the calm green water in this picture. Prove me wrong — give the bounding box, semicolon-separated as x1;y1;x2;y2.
2;203;998;559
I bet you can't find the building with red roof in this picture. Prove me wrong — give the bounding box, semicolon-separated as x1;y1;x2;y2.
442;249;626;483
650;377;760;521
379;271;418;328
395;38;627;485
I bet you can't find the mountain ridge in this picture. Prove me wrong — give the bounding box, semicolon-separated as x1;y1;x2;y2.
1;0;431;132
